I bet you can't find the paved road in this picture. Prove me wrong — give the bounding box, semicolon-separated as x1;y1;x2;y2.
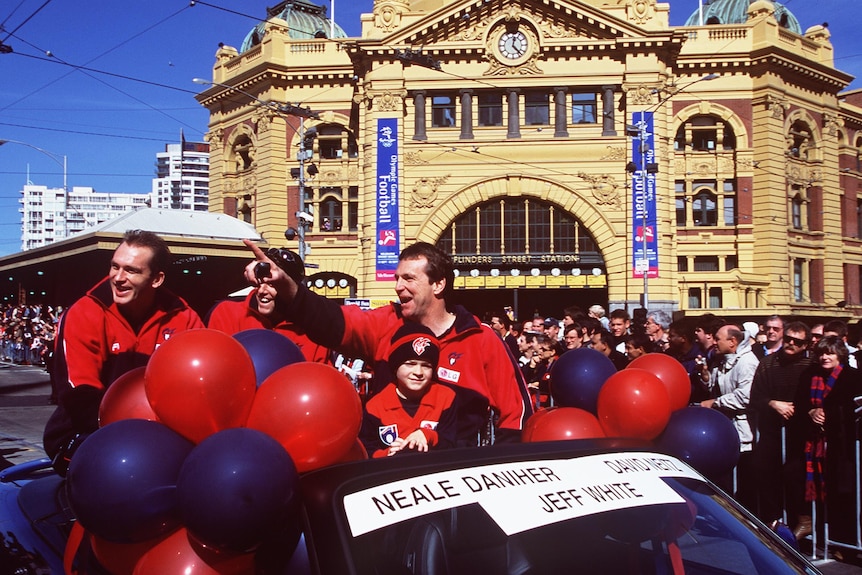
2;361;862;573
0;360;55;469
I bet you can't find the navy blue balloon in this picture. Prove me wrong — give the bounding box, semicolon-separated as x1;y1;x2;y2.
177;427;301;553
233;329;305;387
66;419;194;543
550;348;617;413
655;406;740;479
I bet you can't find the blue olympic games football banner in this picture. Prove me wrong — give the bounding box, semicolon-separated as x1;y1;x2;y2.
376;118;400;281
631;111;659;279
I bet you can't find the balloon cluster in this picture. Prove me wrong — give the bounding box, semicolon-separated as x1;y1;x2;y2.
524;350;740;479
67;328;363;575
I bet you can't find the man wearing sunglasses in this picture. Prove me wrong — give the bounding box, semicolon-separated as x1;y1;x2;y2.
749;321;812;532
752;315;784;359
207;247;331;363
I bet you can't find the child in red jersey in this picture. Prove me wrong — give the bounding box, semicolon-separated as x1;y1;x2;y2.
360;323;457;457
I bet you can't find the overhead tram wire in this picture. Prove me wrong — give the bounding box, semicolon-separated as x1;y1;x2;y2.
0;0;29;31
0;0;53;44
5;34;204;136
0;3;192;114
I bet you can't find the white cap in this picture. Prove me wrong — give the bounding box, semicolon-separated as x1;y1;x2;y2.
743;321;759;341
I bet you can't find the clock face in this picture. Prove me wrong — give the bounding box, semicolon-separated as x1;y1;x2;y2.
498;31;528;60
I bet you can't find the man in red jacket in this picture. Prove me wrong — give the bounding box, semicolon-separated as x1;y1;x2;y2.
44;230;204;474
243;239;532;446
206;247;330;363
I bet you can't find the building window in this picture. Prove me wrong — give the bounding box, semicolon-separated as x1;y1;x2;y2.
688;287;702;308
674;115;736;151
431;95;456;127
856;199;862;239
437;198;603;268
793;259;804;302
677;256;689;272
723;181;736;226
788;120;813;159
708;287;723;308
316;186;359;232
478;93;503;127
524;91;549;126
692;190;717;226
725;255;738;271
675;181;686;226
571;93;597;124
694;256;719;271
791;195;804;230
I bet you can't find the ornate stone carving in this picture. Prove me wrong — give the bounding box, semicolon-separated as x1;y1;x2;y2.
410;176;448;209
372;91;405;112
601;146;627;161
374;0;407;33
404;150;429;165
691;160;716;175
626;85;655;106
204;128;224;146
766;94;789;120
578;172;621;208
627;0;656;26
823;112;842;138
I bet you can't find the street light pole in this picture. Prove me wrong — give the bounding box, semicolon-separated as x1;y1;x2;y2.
0;138;68;239
192;78;319;260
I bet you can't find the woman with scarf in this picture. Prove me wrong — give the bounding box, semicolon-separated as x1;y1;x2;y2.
796;335;862;545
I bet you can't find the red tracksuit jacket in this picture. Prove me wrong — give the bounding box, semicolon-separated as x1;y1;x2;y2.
285;286;532;446
206;291;330;363
361;383;457;458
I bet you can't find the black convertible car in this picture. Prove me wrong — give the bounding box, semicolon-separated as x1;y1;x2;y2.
1;439;819;574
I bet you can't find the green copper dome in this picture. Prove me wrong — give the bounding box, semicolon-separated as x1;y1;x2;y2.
241;0;347;52
684;0;802;34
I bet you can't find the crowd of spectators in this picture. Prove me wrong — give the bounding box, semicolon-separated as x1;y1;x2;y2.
487;304;862;553
0;303;62;367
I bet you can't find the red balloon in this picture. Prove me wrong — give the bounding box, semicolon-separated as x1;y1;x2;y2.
521;407;558;442
145;329;256;443
597;368;671;440
246;363;362;473
337;438;368;463
627;353;691;411
523;407;605;442
99;367;158;427
132;528;254;575
90;533;166;575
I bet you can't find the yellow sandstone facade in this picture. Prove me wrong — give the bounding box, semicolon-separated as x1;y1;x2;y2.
196;0;862;323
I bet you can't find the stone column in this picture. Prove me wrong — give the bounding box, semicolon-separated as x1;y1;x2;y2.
602;85;617;136
460;89;474;140
506;88;521;139
413;91;427;141
554;87;568;137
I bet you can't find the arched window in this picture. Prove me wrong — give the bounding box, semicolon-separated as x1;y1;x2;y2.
316;124;358;160
674;115;736;151
692;190;717;226
787;120;813;159
231;134;255;172
437;198;603;269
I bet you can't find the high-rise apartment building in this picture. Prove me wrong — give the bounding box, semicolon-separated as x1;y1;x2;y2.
151;141;210;211
19;185;149;251
17;140;210;252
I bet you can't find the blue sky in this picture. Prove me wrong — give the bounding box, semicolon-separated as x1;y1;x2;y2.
0;0;859;256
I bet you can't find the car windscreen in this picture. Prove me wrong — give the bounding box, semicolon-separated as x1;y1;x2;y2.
337;452;815;575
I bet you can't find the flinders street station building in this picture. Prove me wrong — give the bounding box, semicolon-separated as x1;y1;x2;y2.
195;0;862;323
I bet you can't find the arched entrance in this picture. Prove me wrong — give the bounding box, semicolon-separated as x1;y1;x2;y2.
422;177;614;322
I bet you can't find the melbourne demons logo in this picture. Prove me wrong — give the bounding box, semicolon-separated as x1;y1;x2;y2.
379;424;398;445
412;336;432;356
